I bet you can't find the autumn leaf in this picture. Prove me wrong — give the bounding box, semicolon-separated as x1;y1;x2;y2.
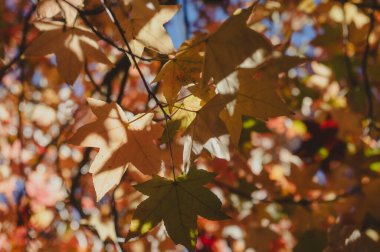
117;0;179;61
36;0;83;26
24;21;111;85
160;96;202;144
234;68;291;119
126;168;228;251
220;108;242;146
217;55;305;143
217;56;303;119
67;98;163;201
170;95;202;130
153;33;206;106
183;94;233;167
202;6;272;89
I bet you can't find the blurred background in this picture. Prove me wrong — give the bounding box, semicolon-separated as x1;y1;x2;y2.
1;0;380;251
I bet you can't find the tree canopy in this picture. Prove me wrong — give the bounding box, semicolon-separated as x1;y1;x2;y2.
1;0;380;251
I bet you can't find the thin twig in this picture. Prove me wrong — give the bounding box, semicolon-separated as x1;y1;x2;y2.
84;60;107;96
100;0;171;120
69;148;91;218
0;4;36;79
183;0;191;39
116;61;131;104
362;5;376;121
162;103;198;113
61;0;164;62
111;172;128;252
341;2;358;87
165;115;177;181
101;56;130;103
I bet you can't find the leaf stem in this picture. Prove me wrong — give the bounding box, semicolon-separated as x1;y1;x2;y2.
165;116;177;181
117;65;130;105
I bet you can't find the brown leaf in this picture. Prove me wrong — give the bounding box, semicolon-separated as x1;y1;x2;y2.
36;0;83;26
25;21;111;85
202;6;272;89
216;55;304;141
183;94;233;168
67;98;163;200
118;1;179;61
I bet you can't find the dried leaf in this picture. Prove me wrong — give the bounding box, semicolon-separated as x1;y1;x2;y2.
119;1;179;61
183;94;233;167
202;6;272;89
25;21;111;85
36;0;83;26
67;98;163;200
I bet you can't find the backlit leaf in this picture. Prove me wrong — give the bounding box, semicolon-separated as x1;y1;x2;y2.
67;98;163;200
126;168;228;251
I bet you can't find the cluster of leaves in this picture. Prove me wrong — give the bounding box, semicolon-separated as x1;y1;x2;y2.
1;0;380;251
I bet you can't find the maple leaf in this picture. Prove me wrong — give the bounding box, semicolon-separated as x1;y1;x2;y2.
234;68;291;118
235;56;305;119
220;108;242;146
24;21;111;85
153;34;206;106
118;0;179;61
126;168;228;251
160;96;202;144
170;95;202;130
217;55;305;143
36;0;83;26
67;98;163;201
202;6;272;89
183;94;233;168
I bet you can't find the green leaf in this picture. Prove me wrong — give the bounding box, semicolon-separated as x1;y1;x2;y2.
126;168;228;251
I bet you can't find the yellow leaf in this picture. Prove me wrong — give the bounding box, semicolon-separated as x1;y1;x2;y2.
170;95;202;131
154;33;206;106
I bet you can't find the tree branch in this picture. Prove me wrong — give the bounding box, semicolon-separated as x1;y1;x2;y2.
0;4;36;80
101;0;171;120
361;5;376;122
